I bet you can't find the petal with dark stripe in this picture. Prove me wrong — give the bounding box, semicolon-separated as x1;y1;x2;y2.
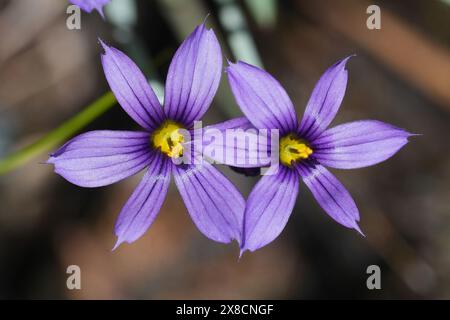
227;61;298;135
296;162;362;233
172;160;245;245
164;23;222;127
114;152;170;248
101;41;165;131
313;120;412;169
298;56;352;140
48;130;152;188
241;166;299;253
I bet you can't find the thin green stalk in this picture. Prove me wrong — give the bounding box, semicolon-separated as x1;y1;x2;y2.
0;92;116;175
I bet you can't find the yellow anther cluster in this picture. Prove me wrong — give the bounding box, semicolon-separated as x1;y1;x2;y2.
152;121;185;158
279;134;313;166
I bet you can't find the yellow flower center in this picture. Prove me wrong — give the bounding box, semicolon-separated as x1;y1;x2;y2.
279;134;313;166
152;121;185;159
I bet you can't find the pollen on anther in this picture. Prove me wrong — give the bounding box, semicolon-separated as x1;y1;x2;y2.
152;121;185;159
279;134;313;166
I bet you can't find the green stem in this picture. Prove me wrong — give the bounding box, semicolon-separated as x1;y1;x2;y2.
0;92;116;175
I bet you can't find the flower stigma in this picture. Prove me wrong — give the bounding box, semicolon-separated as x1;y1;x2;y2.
279;134;313;166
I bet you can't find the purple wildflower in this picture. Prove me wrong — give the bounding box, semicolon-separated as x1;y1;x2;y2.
69;0;110;18
48;23;245;249
224;57;413;253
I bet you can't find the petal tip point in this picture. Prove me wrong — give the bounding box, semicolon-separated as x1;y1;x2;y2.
202;13;211;26
97;8;106;19
238;245;249;259
353;223;365;237
98;38;108;53
337;54;356;69
346;53;357;60
409;132;422;138
112;238;125;251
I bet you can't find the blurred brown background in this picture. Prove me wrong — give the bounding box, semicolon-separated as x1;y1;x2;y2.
0;0;449;299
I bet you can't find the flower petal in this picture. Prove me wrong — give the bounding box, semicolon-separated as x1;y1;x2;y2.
164;23;222;127
296;162;362;233
114;152;171;248
48;130;152;188
227;61;298;134
298;56;352;140
200;117;272;167
241;166;299;253
100;41;165;131
313;120;412;169
172;160;245;245
70;0;110;17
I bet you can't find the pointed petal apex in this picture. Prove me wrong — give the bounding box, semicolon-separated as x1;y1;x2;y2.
173;160;245;245
299;56;354;140
353;222;365;237
112;238;125;251
164;23;222;126
227;61;299;134
98;38;107;51
238;247;246;259
114;154;170;245
313;120;413;169
48;130;152;188
241;166;299;252
297;162;361;231
100;41;165;130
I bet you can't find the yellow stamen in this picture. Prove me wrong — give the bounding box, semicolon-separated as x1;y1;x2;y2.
279;134;313;166
152;121;185;158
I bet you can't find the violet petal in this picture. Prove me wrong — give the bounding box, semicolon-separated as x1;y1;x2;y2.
100;41;165;131
114;151;171;248
241;166;299;253
296;162;363;234
313;120;412;169
164;23;222;127
70;0;110;17
172;160;245;245
48;130;152;188
298;56;352;140
227;61;298;134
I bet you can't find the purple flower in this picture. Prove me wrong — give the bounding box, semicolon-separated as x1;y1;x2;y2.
69;0;110;17
48;23;245;249
225;57;413;253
